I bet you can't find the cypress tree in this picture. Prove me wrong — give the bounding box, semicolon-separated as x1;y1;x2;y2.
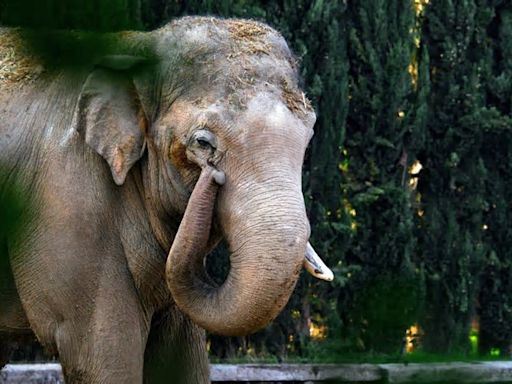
418;0;489;353
477;0;512;356
334;0;425;353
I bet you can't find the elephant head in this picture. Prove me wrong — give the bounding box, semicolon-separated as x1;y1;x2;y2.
75;17;332;336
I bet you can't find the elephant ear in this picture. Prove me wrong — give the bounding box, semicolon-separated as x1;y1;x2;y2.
75;56;149;186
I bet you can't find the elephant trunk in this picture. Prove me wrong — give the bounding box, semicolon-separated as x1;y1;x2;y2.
166;167;308;336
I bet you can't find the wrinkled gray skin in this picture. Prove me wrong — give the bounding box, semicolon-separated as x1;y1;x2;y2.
0;17;315;383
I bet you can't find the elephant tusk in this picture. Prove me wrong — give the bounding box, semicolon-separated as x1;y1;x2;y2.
304;242;334;281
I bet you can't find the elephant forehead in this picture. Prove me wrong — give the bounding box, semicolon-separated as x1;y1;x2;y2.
250;97;290;128
167;99;232;128
242;92;315;137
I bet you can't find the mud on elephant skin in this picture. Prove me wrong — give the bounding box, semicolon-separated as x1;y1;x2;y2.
0;16;333;383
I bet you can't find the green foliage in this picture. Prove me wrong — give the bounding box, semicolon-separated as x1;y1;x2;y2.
0;1;158;75
344;274;422;354
0;0;142;31
417;0;507;354
331;0;426;354
476;1;512;356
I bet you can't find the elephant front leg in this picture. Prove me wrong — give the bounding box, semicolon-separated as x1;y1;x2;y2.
144;306;209;384
51;275;151;384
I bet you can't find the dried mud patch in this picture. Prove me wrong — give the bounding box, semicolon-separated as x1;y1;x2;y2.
226;19;273;58
0;29;43;89
281;78;313;117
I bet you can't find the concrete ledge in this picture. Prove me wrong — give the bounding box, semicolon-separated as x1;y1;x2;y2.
1;363;63;383
210;363;383;382
1;362;512;383
382;362;512;383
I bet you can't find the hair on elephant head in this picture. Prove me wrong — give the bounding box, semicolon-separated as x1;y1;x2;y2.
74;17;333;336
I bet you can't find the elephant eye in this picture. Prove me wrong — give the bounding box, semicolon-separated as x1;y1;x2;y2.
193;130;217;150
196;137;211;147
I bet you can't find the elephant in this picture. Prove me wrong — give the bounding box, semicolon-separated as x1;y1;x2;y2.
0;16;333;383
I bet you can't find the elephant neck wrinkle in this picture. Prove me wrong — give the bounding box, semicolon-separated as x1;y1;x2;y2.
139;169;182;253
142;194;180;253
